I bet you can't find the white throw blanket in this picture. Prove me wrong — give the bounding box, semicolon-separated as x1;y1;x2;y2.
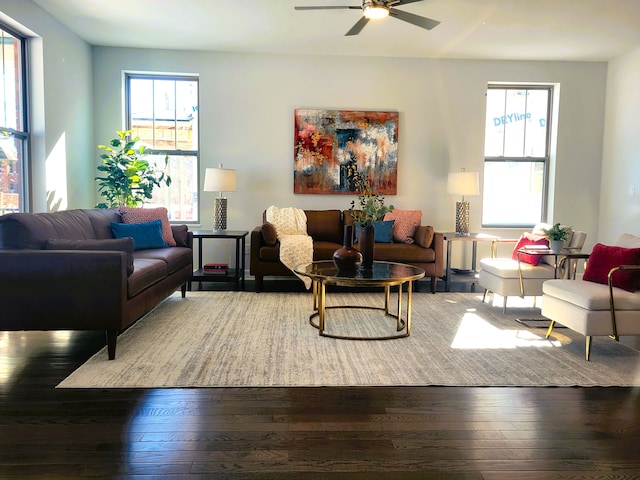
265;205;313;289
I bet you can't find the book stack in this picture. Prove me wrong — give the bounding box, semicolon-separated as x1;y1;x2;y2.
203;263;228;275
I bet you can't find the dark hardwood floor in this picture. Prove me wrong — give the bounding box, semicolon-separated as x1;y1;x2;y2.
2;279;640;479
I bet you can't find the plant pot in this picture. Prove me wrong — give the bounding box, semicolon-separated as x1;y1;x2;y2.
333;225;362;271
357;224;375;269
549;240;564;254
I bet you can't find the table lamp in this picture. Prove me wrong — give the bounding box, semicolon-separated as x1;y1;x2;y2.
447;169;479;236
204;164;236;231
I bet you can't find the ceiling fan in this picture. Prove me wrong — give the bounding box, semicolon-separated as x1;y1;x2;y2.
294;0;440;36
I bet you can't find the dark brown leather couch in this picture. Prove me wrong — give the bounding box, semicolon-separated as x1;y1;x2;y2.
0;208;193;359
250;209;444;293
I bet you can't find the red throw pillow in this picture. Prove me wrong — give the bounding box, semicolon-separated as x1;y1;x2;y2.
583;243;640;292
511;233;548;266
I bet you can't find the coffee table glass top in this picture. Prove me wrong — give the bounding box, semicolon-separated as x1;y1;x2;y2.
295;261;425;285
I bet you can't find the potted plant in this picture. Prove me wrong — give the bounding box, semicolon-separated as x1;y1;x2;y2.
347;165;394;268
541;223;571;253
95;130;171;208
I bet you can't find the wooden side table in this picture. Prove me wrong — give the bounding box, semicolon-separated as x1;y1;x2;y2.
443;232;499;292
190;230;248;291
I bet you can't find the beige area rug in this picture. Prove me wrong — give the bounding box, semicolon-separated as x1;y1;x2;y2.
58;291;640;388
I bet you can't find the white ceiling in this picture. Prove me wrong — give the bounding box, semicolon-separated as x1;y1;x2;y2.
32;0;640;61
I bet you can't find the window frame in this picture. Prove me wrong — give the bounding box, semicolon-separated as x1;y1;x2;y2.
482;84;553;229
124;72;200;224
0;23;29;213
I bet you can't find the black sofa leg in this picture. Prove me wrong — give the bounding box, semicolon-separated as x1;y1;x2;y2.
106;329;117;360
431;276;437;294
181;283;187;298
255;275;264;293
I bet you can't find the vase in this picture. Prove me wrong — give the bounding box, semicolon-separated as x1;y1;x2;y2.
333;225;363;271
358;224;375;269
549;240;564;254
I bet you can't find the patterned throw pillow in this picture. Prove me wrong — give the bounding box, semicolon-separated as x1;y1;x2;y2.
383;210;422;244
119;206;176;247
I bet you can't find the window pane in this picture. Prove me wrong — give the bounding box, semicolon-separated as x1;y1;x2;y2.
503;90;527;157
0;134;23;213
148;153;198;222
484;89;506;157
524;89;549;157
482;161;545;226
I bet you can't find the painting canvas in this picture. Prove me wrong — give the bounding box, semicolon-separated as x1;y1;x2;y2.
294;109;398;194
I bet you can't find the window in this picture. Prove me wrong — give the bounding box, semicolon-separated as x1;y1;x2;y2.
125;74;199;222
482;86;552;228
0;26;28;214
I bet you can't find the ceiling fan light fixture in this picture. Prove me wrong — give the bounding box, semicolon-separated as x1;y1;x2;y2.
363;2;389;19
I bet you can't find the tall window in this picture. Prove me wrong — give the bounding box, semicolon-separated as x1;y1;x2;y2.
0;26;28;214
482;86;552;228
126;74;199;223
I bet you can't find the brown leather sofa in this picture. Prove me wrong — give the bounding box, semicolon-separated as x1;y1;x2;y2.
250;209;444;293
0;208;193;360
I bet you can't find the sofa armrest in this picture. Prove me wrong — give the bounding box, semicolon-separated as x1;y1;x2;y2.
0;250;127;331
432;231;444;277
250;226;265;273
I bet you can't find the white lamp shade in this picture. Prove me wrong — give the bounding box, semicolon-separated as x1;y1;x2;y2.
204;166;236;192
447;171;479;196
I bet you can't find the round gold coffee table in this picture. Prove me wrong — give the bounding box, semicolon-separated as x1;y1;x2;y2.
294;261;425;340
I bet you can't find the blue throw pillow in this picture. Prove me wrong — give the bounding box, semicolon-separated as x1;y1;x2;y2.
110;219;167;250
355;220;395;244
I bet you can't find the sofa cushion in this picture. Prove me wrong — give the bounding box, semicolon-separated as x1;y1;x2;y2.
262;222;278;246
305;209;343;244
374;243;436;264
171;225;190;247
0;209;96;249
583;243;640;292
127;258;168;297
134;246;192;275
45;238;135;275
414;226;434;248
384;209;421;244
119;206;176;247
111;220;167;250
83;208;121;239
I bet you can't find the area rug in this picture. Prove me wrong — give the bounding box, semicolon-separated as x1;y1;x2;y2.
58;291;640;388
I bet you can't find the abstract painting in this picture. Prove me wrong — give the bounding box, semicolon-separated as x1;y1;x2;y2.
293;109;398;194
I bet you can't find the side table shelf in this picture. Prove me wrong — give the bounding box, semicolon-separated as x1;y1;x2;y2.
190;230;248;291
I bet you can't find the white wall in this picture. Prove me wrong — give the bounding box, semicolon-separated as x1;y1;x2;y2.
600;46;640;243
93;48;607;265
1;0;93;211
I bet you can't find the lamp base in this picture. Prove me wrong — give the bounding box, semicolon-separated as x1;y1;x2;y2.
214;197;228;231
455;200;470;236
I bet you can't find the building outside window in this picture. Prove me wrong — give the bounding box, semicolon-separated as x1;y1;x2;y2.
125;74;199;223
0;25;28;214
482;85;552;228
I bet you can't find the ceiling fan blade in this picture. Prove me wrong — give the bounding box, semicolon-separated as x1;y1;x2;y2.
345;16;370;36
393;0;425;5
388;8;440;30
294;6;360;10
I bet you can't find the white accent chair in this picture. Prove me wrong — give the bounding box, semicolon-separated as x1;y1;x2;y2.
541;234;640;361
479;224;587;313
